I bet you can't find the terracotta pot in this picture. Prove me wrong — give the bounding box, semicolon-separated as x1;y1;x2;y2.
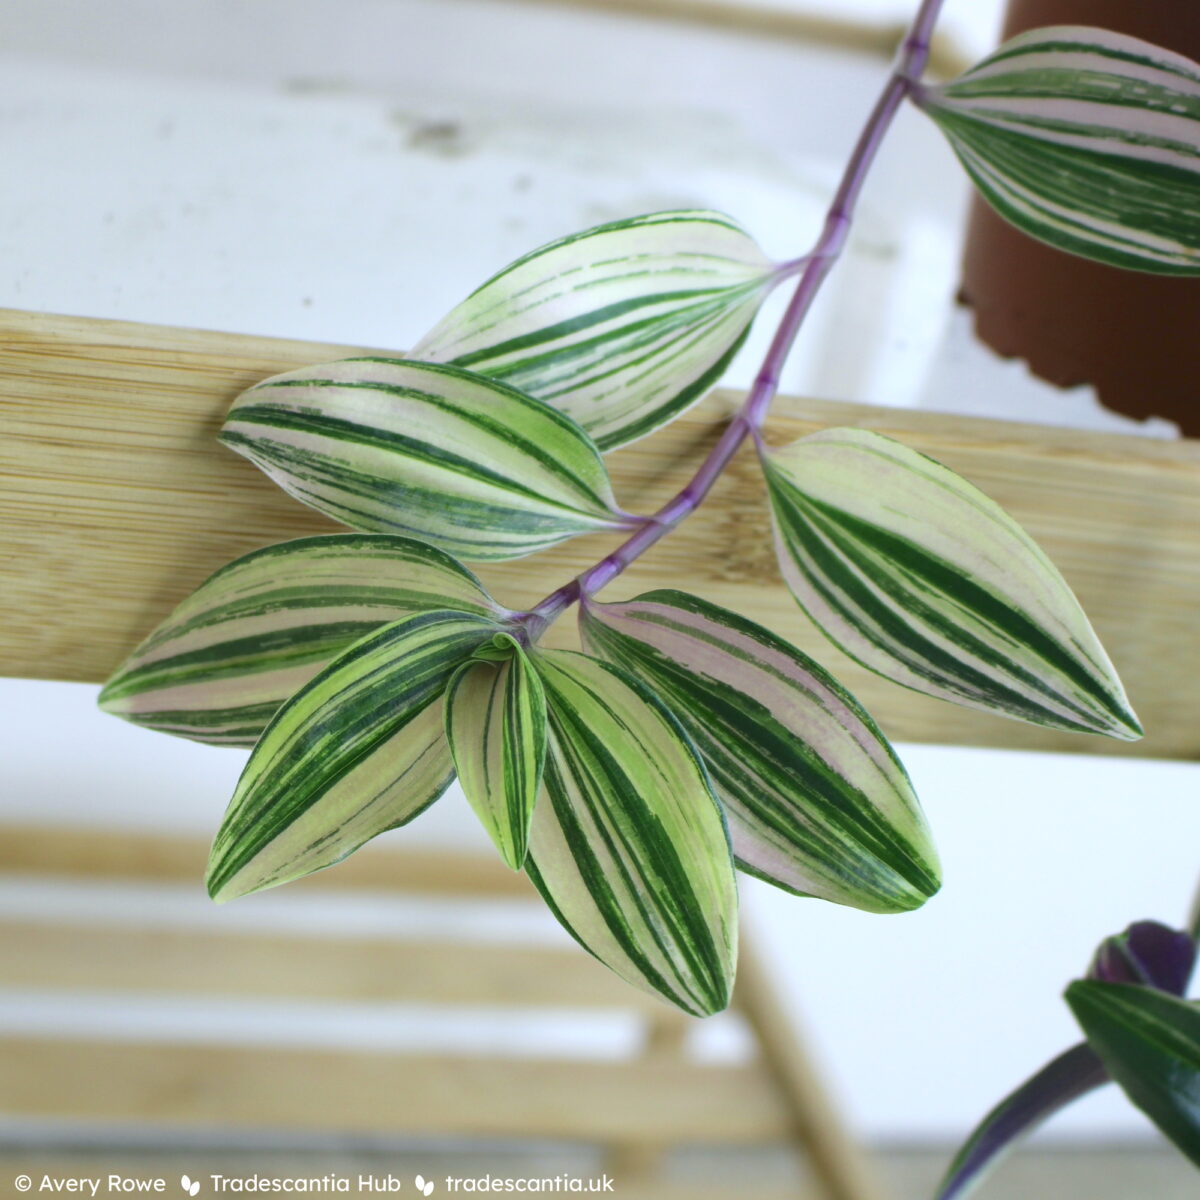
958;0;1200;434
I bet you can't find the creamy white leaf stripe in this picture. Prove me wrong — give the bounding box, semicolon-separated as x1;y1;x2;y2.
222;358;627;561
581;590;939;913
414;211;779;450
763;428;1141;739
207;610;499;902
919;26;1200;273
445;637;547;870
99;534;504;747
525;649;738;1016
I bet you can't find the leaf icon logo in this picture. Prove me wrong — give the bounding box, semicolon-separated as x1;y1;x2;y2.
414;1175;435;1196
180;1177;200;1197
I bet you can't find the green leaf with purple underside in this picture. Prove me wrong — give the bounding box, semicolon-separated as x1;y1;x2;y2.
1067;981;1200;1167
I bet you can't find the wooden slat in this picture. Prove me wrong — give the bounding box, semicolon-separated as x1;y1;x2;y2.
0;1037;790;1143
735;939;887;1200
0;919;658;1011
4;308;1198;759
0;825;534;898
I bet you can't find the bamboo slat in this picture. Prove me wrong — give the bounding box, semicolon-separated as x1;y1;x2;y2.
0;824;534;897
3;308;1198;759
0;1038;789;1143
0;920;657;1011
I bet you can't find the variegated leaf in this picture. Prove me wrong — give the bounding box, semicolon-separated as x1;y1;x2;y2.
762;427;1141;739
919;26;1200;274
222;358;628;561
525;649;738;1016
581;590;939;913
445;636;547;870
1067;981;1200;1166
99;534;503;747
207;609;499;902
413;210;779;450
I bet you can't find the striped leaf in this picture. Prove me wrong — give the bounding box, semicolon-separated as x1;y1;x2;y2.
413;210;779;451
99;534;503;747
222;357;627;561
919;26;1200;274
525;649;738;1016
1067;980;1200;1166
581;590;939;914
207;609;498;902
445;636;547;869
762;427;1141;739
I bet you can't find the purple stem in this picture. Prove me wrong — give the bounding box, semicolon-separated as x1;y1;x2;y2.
524;0;946;639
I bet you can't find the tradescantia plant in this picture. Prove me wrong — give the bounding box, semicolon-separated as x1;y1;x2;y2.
100;0;1200;1033
935;916;1200;1199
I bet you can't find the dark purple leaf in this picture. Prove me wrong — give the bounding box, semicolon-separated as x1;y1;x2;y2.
1088;921;1196;996
934;1043;1109;1200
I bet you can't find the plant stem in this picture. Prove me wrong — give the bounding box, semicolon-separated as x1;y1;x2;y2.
524;0;946;639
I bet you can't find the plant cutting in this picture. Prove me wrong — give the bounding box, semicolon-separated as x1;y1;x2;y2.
95;0;1200;1178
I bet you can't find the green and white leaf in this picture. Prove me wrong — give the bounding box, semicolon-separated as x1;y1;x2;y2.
525;649;738;1016
920;26;1200;274
445;636;547;870
581;590;939;913
413;210;779;451
762;427;1141;739
207;609;498;902
222;357;627;561
99;534;503;747
1067;980;1200;1166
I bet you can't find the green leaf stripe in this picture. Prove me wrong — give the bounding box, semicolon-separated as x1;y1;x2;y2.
99;534;502;747
445;637;547;870
207;609;499;902
525;649;738;1016
1067;981;1200;1166
581;590;939;913
413;210;778;450
763;429;1141;739
920;26;1200;273
222;358;626;561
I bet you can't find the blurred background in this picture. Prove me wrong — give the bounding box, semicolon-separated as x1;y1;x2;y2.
2;1;1198;1197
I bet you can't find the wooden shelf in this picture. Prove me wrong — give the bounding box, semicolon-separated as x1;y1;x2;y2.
4;307;1198;759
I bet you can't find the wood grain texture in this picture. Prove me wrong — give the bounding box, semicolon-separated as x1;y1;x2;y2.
3;308;1198;759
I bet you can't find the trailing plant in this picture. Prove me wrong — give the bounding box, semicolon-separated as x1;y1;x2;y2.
936;913;1200;1198
100;0;1198;1115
